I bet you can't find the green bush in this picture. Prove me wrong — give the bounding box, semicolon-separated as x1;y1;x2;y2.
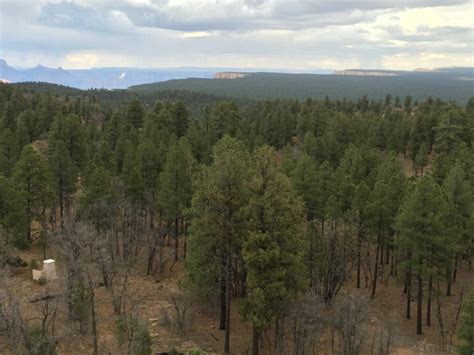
26;328;56;355
37;276;47;285
30;259;39;270
116;314;152;355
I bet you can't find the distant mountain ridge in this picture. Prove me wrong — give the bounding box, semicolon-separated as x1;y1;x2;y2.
0;59;330;89
0;59;217;89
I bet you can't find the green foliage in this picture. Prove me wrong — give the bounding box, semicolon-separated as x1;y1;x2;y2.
126;100;145;130
443;161;473;259
395;175;453;279
129;72;474;104
69;277;90;327
12;145;54;247
49;114;87;168
79;162;119;232
48;139;78;214
30;259;39;270
241;145;307;331
26;328;56;355
0;173;26;247
115;314;152;355
0;128;17;176
157;138;194;220
186;135;249;296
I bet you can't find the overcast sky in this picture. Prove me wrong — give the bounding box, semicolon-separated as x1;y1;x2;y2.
1;0;473;70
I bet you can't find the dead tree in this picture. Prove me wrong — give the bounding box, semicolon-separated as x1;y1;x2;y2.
288;294;327;355
332;295;370;355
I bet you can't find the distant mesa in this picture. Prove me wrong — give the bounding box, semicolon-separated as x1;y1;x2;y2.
334;70;399;77
413;68;434;72
214;72;249;79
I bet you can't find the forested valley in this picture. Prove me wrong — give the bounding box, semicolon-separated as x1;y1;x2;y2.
1;82;473;354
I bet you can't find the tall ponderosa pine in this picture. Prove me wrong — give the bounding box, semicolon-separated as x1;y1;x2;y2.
13;145;54;247
395;175;452;335
442;160;473;294
241;145;307;355
0;174;26;247
49;114;87;169
157;138;194;261
186;135;249;353
79;163;118;233
48;139;78;221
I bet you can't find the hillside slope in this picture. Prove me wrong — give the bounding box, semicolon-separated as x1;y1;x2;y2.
129;70;474;103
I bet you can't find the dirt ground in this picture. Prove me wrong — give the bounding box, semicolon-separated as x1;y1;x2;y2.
4;239;472;355
2;157;470;355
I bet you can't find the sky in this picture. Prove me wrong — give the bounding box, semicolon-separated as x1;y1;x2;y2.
1;0;473;70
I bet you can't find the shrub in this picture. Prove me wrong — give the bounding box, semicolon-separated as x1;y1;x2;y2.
26;328;56;355
116;314;152;355
30;259;39;270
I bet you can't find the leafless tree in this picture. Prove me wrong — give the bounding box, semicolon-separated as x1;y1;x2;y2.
332;294;370;355
0;271;28;353
170;293;194;332
288;294;327;355
312;218;356;304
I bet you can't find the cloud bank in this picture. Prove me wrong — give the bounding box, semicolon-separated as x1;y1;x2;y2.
1;0;473;70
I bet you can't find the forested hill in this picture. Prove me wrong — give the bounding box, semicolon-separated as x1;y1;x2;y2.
1;81;474;354
9;82;254;117
129;70;474;104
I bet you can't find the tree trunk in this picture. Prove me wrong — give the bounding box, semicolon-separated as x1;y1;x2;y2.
406;270;411;319
183;220;187;259
252;324;259;355
453;257;458;282
356;232;361;289
89;282;99;355
371;229;381;299
426;275;432;327
224;252;231;353
59;190;64;222
174;217;179;262
219;256;226;330
416;274;423;335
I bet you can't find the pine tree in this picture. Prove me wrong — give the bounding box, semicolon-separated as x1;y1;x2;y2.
126;100;145;130
48;139;78;221
49;114;87;169
291;153;320;220
157;138;193;261
79;162;118;233
12;145;54;247
0;128;17;176
395;175;452;335
186;135;249;353
241;145;307;355
0;174;26;247
414;143;429;176
442;160;473;295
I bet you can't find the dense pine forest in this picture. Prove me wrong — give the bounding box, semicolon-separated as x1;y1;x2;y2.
1;81;474;354
129;71;474;104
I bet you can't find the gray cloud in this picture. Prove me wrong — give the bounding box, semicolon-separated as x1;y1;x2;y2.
36;0;471;32
0;0;472;70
